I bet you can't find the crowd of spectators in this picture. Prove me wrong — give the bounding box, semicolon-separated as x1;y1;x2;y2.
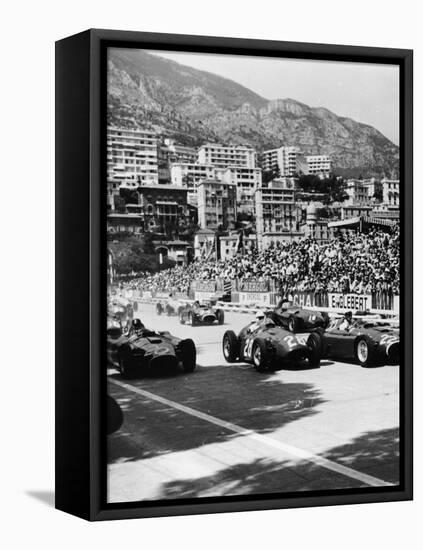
118;229;400;298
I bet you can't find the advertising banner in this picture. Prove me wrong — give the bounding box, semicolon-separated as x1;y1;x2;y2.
238;292;272;305
289;291;328;308
328;293;372;311
194;281;216;292
239;280;269;293
194;291;217;301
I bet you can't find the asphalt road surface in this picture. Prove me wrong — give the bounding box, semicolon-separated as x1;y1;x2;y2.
107;303;400;503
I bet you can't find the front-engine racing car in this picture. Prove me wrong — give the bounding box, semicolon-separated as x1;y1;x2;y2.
310;316;400;367
107;318;196;377
179;300;224;326
108;296;137;330
222;316;321;371
155;296;184;316
267;300;330;333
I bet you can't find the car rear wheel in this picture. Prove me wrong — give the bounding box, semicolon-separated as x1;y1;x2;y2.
307;332;322;368
288;316;300;333
118;355;132;379
156;303;163;316
188;312;196;326
252;340;271;372
179;339;196;373
216;309;224;325
222;330;239;363
179;309;186;325
355;336;376;367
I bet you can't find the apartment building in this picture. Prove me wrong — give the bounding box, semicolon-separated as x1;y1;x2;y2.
344;179;372;206
261;146;307;176
382;178;400;207
197;179;237;230
162;138;197;164
305;154;332;177
170;163;216;189
361;178;383;200
197;143;256;169
107;127;159;186
255;179;301;248
221;167;262;213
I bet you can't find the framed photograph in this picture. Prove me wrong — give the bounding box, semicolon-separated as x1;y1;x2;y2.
55;29;413;521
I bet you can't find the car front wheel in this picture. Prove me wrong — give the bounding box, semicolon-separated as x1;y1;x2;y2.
252;340;271;372
179;339;196;373
355;336;376;367
222;330;239;363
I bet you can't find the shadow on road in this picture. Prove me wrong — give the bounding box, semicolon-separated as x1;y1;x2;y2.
156;427;400;499
108;365;325;464
321;427;400;484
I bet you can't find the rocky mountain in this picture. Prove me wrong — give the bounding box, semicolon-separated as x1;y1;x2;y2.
108;48;399;176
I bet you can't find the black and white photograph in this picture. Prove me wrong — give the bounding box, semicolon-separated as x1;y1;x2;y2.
106;46;402;504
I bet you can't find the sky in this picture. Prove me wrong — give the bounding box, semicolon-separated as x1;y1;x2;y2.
148;50;399;145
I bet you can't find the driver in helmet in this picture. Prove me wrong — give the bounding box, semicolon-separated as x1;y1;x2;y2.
248;310;266;333
339;311;353;331
129;318;145;335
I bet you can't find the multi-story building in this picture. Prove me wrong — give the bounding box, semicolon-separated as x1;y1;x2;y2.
261;146;308;177
122;184;189;234
107;127;159;186
382;178;400;206
361;178;383;200
305;154;332;177
162;139;197;164
197;179;237;230
299;204;334;243
107;212;144;235
221;167;262;213
170;162;216;201
197;143;256;169
255;179;302;248
344;179;371;206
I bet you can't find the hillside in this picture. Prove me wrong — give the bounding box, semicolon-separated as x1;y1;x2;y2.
107;48;399;176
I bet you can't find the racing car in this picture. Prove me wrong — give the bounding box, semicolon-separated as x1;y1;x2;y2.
267;301;330;333
222;318;321;372
310;317;400;367
107;319;196;378
155;296;184;316
179;300;224;326
108;296;137;331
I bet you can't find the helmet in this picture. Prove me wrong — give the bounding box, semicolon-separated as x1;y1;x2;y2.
132;318;144;330
344;311;353;319
255;311;265;320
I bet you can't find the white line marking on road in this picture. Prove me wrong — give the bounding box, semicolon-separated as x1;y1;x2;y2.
109;378;394;488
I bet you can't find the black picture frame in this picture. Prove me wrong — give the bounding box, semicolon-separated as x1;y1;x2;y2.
55;28;413;521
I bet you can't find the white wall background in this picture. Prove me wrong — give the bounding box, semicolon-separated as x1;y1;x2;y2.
0;0;420;547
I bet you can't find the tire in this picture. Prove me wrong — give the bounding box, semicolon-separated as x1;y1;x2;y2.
156;303;163;316
288;316;300;333
222;330;239;363
307;332;322;368
179;309;186;325
118;354;132;379
166;306;173;316
179;339;196;373
133;301;138;312
251;340;271;372
354;336;377;367
216;309;224;325
188;312;197;326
